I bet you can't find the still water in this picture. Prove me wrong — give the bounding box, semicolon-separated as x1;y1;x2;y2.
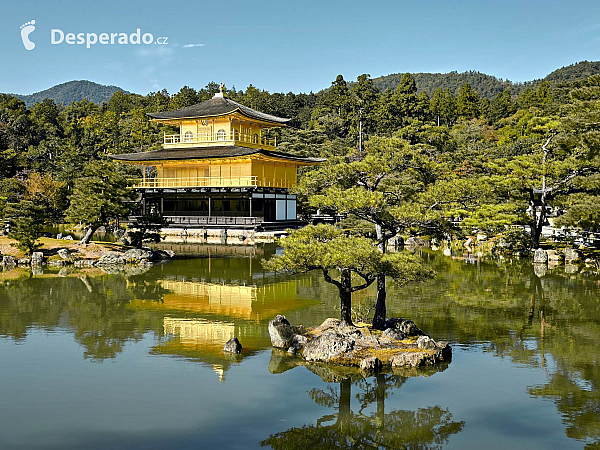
0;245;598;449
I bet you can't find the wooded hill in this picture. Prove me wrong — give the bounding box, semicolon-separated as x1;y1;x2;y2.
8;80;129;107
370;60;600;99
5;61;600;107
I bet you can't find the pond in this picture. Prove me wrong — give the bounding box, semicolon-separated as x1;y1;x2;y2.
0;246;598;449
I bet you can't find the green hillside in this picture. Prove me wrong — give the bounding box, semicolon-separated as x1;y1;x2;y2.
7;80;129;107
369;61;600;99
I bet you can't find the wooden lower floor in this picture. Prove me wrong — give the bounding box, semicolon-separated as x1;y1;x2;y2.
132;187;302;230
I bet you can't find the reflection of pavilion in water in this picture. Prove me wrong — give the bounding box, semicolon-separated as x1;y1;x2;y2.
132;256;316;381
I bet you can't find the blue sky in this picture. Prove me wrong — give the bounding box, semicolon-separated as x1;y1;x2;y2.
1;0;600;96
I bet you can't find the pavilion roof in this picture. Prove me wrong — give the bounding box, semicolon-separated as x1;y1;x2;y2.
109;146;324;164
147;97;291;124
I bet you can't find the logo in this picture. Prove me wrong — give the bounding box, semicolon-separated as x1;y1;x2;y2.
20;20;36;50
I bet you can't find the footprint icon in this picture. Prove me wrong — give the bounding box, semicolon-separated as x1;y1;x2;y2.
20;20;36;50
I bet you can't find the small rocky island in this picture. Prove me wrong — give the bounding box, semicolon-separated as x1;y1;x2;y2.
268;315;451;372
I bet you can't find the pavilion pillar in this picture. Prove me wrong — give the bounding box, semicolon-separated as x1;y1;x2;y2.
160;197;164;214
208;196;211;218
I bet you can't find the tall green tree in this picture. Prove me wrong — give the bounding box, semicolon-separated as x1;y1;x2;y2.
65;159;137;244
4;200;45;254
263;224;432;326
296;137;445;328
457;83;481;119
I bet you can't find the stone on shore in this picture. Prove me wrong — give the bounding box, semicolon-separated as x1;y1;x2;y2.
287;334;308;354
302;328;357;362
360;356;383;373
96;252;126;266
123;248;154;263
153;249;174;260
223;337;242;354
1;255;16;268
57;248;73;261
74;259;96;268
384;318;424;338
48;260;69;267
270;316;452;372
268;315;305;349
31;252;44;266
417;335;437;349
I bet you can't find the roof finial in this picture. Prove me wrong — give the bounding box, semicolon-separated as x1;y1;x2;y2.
213;83;226;99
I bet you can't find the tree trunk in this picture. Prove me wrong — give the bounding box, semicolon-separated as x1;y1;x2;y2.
339;269;353;326
373;224;387;330
373;275;387;329
79;226;97;245
530;201;546;250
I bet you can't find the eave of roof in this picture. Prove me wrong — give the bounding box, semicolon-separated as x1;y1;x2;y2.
147;97;291;124
109;146;325;164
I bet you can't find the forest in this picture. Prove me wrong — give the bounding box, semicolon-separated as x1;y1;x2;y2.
0;68;599;257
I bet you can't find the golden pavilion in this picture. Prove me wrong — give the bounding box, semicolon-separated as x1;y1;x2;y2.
110;85;323;230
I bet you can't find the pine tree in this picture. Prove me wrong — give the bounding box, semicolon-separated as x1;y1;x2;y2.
457;83;481;119
4;200;45;255
65;159;137;244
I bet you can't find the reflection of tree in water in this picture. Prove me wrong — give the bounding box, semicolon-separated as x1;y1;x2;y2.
0;273;168;361
529;367;600;448
410;254;600;449
261;373;464;449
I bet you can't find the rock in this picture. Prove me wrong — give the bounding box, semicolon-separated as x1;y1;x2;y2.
96;252;126;266
119;231;132;246
123;248;154;262
1;255;16;268
113;229;125;239
383;327;407;340
533;249;548;264
48;260;69;267
223;337;242;354
287;334;308;354
31;266;43;276
74;259;96;268
302;330;355;362
310;318;341;334
56;233;63;239
390;352;434;368
62;235;73;240
436;341;453;360
17;258;31;266
417;335;437;350
31;252;44;266
564;248;582;263
359;356;383;373
384;318;424;337
153;249;174;260
57;248;73;261
268;315;301;349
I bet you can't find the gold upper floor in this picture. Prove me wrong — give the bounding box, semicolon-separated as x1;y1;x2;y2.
160;113;277;150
